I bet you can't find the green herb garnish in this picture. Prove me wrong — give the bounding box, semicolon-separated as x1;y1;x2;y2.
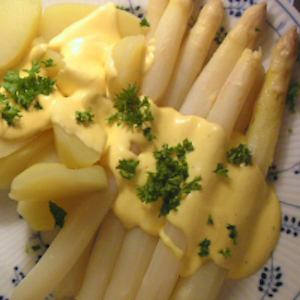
214;163;228;177
207;214;214;225
198;238;211;257
117;159;139;180
49;201;67;229
140;18;150;27
227;224;238;245
108;83;155;141
286;82;300;113
41;58;56;68
2;61;56;110
0;94;22;126
76;107;94;124
219;247;231;258
137;139;202;217
227;144;252;166
116;5;126;10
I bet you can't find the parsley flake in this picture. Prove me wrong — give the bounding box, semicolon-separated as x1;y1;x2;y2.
214;163;228;177
219;247;231;258
140;18;150;27
41;58;56;68
198;238;211;257
137;139;202;217
227;224;238;245
2;61;56;110
286;82;300;113
207;214;214;225
76;108;94;124
108;84;155;141
117;159;139;180
49;201;67;228
227;144;252;166
0;94;22;126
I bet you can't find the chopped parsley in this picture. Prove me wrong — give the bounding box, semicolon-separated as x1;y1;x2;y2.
117;159;139;180
286;82;300;113
0;94;22;126
49;201;67;229
227;144;252;166
219;247;231;258
214;163;228;177
198;238;211;257
227;224;238;245
137;139;202;217
2;61;56;110
255;26;261;32
108;84;155;141
207;214;214;225
41;58;56;68
76;107;94;124
116;5;126;10
140;18;150;27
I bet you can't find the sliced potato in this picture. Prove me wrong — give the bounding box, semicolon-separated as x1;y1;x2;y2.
0;130;53;189
53;124;100;169
10;163;107;202
0;136;35;159
0;0;41;74
40;3;98;42
17;197;82;231
117;9;147;37
111;35;146;95
27;143;60;167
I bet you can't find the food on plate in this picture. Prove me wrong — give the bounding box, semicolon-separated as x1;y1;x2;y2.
0;0;298;299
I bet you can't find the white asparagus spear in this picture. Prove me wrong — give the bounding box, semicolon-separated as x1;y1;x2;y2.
180;2;266;118
246;26;298;177
160;0;224;109
141;0;193;101
171;27;298;300
54;236;95;299
207;48;262;135
234;63;265;133
103;227;157;300
146;0;169;42
10;172;117;300
76;211;126;300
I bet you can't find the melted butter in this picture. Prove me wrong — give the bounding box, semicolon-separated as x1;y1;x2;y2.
0;2;281;280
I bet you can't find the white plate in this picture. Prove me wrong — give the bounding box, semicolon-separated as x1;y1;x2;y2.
0;0;300;299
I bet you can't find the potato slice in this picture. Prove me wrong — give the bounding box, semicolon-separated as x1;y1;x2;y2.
53;124;101;169
117;10;147;37
0;130;53;189
17;197;82;231
0;0;41;74
40;3;98;42
10;163;107;202
111;35;146;94
0;136;35;159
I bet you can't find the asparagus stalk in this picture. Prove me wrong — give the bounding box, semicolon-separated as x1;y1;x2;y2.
246;26;298;176
76;211;126;300
160;0;224;109
141;0;193;101
180;2;266;118
146;0;169;42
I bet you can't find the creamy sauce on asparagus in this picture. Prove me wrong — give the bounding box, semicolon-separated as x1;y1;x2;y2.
0;3;281;280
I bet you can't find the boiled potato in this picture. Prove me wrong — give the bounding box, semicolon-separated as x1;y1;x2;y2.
0;130;53;189
0;136;35;159
27;143;60;167
10;163;107;202
112;35;146;94
39;3;98;42
53;124;101;169
117;9;147;37
17;196;82;231
0;0;41;74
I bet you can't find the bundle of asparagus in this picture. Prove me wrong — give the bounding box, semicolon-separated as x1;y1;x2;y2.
3;0;298;299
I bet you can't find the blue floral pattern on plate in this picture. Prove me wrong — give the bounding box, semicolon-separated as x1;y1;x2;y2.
1;0;300;299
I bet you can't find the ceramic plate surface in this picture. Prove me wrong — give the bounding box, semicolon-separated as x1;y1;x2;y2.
0;0;300;299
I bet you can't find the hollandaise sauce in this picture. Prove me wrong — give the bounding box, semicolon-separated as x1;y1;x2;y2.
0;2;281;282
